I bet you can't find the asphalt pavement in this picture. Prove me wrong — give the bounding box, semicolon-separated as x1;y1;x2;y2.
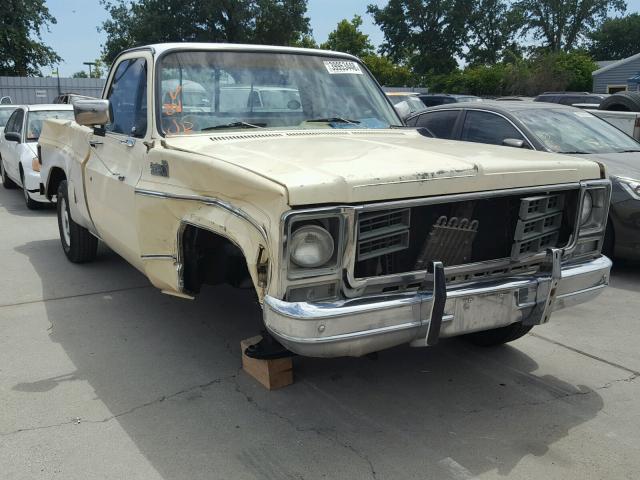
1;185;639;480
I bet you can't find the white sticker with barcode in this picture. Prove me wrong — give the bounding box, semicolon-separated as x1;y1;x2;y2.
324;60;363;75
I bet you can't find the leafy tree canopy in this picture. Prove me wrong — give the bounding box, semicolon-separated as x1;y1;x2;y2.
589;13;640;60
100;0;311;63
0;0;61;76
320;15;374;57
465;0;523;65
368;0;472;76
513;0;626;52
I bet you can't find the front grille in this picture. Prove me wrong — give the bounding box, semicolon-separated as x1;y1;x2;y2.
357;209;410;260
353;189;578;280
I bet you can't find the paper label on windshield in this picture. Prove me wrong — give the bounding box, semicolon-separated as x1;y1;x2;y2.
324;60;363;75
574;111;592;117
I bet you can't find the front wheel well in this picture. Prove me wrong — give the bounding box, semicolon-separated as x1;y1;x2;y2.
181;225;252;295
46;167;67;200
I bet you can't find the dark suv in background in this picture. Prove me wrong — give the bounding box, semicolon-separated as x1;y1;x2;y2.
534;91;608;107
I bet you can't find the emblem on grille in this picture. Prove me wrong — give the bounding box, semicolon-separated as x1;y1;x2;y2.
414;216;479;269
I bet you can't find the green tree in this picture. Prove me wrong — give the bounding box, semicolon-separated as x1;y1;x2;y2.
72;71;88;78
513;0;626;52
465;0;523;65
362;55;416;86
320;15;374;57
292;34;318;48
367;0;472;75
0;0;61;76
589;13;640;60
100;0;311;63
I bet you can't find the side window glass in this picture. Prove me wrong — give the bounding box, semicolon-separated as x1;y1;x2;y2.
6;110;23;134
4;111;17;133
415;111;459;139
106;58;147;137
461;111;524;146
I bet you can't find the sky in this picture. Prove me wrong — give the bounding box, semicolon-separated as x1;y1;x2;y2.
40;0;640;77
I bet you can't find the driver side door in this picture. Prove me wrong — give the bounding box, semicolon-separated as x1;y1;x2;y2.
85;55;150;266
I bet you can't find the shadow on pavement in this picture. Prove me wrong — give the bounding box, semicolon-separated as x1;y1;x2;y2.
14;237;604;479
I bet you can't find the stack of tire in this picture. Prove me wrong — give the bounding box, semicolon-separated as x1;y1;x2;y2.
599;91;640;112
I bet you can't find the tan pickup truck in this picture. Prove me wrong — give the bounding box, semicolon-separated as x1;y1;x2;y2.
38;43;612;358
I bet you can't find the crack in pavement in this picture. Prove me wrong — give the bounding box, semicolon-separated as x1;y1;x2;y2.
460;372;639;415
0;285;153;310
233;372;378;480
531;333;640;377
0;373;236;437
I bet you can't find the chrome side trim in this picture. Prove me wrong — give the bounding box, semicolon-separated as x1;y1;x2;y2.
135;188;269;242
141;254;176;260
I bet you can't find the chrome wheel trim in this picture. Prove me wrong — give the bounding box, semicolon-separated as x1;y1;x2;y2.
60;197;71;246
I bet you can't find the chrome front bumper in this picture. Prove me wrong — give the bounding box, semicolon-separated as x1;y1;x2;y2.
264;255;612;357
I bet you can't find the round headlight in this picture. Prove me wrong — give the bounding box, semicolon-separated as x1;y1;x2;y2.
580;191;593;225
290;225;334;268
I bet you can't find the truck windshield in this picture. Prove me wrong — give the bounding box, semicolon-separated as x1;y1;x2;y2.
157;50;399;135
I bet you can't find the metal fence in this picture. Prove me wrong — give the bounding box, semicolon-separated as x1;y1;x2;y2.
0;77;106;105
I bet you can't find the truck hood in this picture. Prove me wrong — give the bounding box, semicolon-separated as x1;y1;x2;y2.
163;129;602;205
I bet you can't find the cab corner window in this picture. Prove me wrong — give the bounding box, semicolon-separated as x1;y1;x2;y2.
106;58;147;138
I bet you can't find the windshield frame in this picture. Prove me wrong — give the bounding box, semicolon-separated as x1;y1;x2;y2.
514;107;640;155
153;47;401;138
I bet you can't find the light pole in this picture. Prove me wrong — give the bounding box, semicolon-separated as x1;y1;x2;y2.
83;61;97;78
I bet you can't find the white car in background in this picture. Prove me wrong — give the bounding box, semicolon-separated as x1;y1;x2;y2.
0;104;74;209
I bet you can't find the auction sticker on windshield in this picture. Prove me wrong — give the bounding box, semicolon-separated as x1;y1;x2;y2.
324;61;363;75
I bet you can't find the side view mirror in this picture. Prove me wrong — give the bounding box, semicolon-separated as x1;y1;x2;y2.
4;131;21;143
503;138;525;148
73;99;110;126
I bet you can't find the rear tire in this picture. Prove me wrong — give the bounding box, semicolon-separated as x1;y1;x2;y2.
20;170;40;210
57;180;98;263
1;158;17;189
464;322;533;347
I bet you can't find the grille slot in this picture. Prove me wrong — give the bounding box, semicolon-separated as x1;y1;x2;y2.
357;209;410;260
518;193;564;220
512;193;565;260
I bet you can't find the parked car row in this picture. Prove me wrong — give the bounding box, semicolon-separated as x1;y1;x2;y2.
1;43;617;360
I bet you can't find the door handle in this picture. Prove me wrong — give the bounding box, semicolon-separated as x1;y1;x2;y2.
119;137;136;147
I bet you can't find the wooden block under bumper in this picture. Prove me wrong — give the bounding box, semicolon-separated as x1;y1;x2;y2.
241;336;294;390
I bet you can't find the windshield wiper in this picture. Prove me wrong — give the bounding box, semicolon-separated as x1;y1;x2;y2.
305;117;361;126
557;150;590;154
618;149;640;153
202;121;266;131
